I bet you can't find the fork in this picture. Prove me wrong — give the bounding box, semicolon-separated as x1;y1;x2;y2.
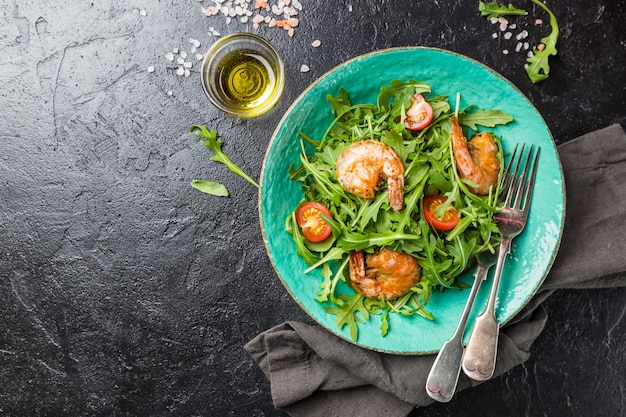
461;143;540;381
425;247;498;403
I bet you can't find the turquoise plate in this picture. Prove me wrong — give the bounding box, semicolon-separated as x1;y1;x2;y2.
259;47;565;354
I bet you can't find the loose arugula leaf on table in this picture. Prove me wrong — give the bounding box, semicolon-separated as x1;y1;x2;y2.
479;1;527;19
190;180;229;197
190;124;260;189
525;0;559;84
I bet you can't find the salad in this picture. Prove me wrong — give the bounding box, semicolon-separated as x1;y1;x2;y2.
287;80;513;341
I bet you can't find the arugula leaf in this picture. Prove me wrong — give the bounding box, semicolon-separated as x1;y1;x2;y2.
324;293;369;341
190;124;260;188
461;109;514;130
479;1;527;19
525;0;559;83
377;79;431;114
190;180;229;197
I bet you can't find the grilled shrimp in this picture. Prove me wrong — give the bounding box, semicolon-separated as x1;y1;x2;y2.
349;248;421;300
335;140;405;211
450;116;500;195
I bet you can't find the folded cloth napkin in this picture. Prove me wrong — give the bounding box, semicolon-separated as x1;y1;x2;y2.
245;124;626;417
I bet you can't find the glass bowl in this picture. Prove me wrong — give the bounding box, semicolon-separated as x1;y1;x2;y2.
201;33;285;118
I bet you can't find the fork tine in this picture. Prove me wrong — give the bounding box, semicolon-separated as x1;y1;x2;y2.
499;143;519;191
520;146;540;212
502;144;525;206
513;145;534;209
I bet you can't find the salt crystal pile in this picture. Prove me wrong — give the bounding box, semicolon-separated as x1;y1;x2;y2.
202;0;303;37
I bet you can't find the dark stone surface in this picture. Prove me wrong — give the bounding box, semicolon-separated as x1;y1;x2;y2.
1;0;625;416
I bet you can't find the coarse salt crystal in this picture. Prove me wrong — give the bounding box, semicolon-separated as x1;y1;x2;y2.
311;39;321;47
193;39;201;48
196;53;204;60
524;42;530;50
504;32;512;40
491;17;498;24
140;9;147;16
300;64;310;72
165;52;174;61
177;57;185;64
147;65;155;72
498;17;508;25
535;18;543;25
292;0;302;10
183;61;192;68
492;32;498;39
502;49;509;55
176;67;185;76
180;51;187;59
509;24;517;30
499;22;508;31
167;90;173;96
287;17;299;27
515;42;523;52
184;68;191;77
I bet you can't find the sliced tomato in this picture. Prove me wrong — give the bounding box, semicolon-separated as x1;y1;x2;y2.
295;202;333;242
423;195;460;231
405;93;434;130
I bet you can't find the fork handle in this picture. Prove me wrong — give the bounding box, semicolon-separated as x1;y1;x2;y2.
462;239;511;381
461;311;499;380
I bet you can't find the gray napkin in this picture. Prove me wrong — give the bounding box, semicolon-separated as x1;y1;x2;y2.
245;124;626;417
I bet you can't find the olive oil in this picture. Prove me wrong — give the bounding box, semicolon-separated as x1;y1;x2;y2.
201;33;284;118
215;49;275;110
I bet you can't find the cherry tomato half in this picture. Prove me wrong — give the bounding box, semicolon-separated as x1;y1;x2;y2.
405;93;434;131
295;202;333;242
423;195;460;231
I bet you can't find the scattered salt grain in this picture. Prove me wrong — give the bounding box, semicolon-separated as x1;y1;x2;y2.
180;51;187;59
176;67;185;76
147;65;155;72
492;32;498;39
165;52;174;61
300;64;310;72
537;43;546;51
311;39;321;47
177;57;185;65
524;42;530;50
183;61;193;68
499;22;508;31
535;18;543;25
139;9;147;16
490;17;499;24
196;53;204;60
502;49;509;55
509;24;517;30
167;90;173;96
515;42;523;52
503;32;512;40
184;68;191;77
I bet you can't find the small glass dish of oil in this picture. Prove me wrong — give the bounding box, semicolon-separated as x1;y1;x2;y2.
201;33;285;118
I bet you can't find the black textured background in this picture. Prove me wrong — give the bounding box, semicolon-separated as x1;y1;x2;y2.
1;1;625;416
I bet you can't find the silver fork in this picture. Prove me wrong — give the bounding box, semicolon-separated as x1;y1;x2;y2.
462;143;540;381
425;247;498;403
